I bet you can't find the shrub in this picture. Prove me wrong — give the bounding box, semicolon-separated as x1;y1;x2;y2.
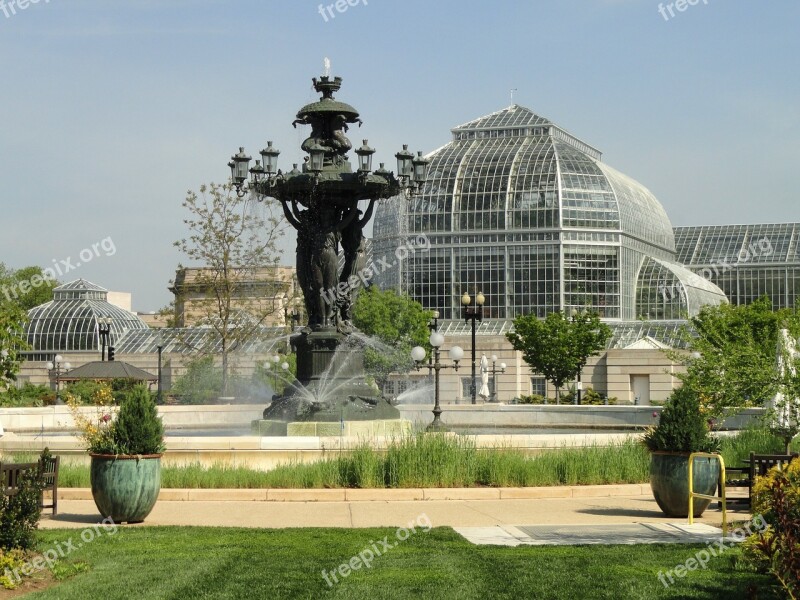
559;386;576;404
744;460;800;597
114;385;165;455
0;383;54;407
516;394;547;405
0;548;27;589
64;380;107;405
0;468;43;551
581;387;617;405
641;385;719;453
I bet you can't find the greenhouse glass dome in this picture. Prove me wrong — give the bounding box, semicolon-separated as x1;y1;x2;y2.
23;279;150;359
372;104;727;323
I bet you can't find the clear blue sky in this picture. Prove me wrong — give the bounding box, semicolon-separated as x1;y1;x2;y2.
1;0;797;311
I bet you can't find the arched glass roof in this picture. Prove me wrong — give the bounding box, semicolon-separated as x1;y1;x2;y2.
24;279;149;354
636;257;727;320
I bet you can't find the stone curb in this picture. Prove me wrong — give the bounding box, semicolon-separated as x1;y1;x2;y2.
58;483;650;502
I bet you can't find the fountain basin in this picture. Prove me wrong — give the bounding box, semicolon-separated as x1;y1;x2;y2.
252;419;411;437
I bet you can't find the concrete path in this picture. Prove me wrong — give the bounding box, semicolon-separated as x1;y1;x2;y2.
38;486;754;546
454;523;732;547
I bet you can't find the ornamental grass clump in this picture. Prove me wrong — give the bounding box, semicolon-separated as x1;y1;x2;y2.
642;385;719;454
68;383;164;455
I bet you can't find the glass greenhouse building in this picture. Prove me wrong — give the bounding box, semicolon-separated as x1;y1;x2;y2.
675;223;800;311
372;105;728;330
23;279;150;361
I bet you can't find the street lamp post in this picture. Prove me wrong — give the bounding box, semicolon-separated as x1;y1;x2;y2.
461;292;485;404
46;355;71;403
488;354;507;403
265;355;291;393
411;315;463;431
155;334;164;405
97;317;111;361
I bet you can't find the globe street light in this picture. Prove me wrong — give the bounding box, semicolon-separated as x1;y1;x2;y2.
410;315;463;431
265;355;291;386
488;354;507;403
461;291;485;404
97;317;111;361
155;333;164;405
46;355;71;403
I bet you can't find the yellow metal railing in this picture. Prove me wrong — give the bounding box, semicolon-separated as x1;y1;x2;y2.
688;452;727;537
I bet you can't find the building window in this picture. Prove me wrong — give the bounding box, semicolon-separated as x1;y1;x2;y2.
531;377;546;397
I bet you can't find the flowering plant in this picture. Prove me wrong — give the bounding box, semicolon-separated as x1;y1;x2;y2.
66;384;119;454
66;383;164;455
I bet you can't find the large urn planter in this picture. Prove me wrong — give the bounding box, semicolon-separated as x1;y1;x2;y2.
90;454;162;524
650;452;720;518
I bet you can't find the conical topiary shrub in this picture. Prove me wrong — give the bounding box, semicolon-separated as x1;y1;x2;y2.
642;385;718;454
113;385;165;456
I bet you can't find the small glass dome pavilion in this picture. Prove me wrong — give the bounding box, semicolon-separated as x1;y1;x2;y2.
372;104;727;325
23;279;150;359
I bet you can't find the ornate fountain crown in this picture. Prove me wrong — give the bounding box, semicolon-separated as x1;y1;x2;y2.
312;75;343;100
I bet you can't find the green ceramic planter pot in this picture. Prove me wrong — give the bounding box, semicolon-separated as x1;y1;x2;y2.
90;454;162;524
650;452;720;518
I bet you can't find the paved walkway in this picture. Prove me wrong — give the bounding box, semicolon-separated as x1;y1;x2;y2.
38;486;754;545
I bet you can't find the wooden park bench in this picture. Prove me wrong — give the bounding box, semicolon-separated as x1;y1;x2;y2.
0;455;60;515
719;451;798;509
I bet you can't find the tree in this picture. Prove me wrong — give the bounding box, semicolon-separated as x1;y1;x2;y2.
351;286;432;392
671;297;791;420
0;263;59;311
173;183;289;394
0;299;27;389
506;310;612;402
767;311;800;451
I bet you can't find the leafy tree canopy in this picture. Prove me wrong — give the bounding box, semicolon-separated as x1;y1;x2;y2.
0;263;59;311
506;310;612;399
352;286;432;391
673;297;800;420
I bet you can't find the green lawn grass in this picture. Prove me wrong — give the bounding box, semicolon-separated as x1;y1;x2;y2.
26;527;778;599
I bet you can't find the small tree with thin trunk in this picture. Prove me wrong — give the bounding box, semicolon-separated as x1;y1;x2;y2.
173;183;289;395
506;310;611;402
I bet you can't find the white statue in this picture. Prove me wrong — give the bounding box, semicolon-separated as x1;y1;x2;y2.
479;354;491;401
772;328;799;429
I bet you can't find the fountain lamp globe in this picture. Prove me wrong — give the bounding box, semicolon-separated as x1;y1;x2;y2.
449;346;464;363
429;332;445;348
410;346;427;363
